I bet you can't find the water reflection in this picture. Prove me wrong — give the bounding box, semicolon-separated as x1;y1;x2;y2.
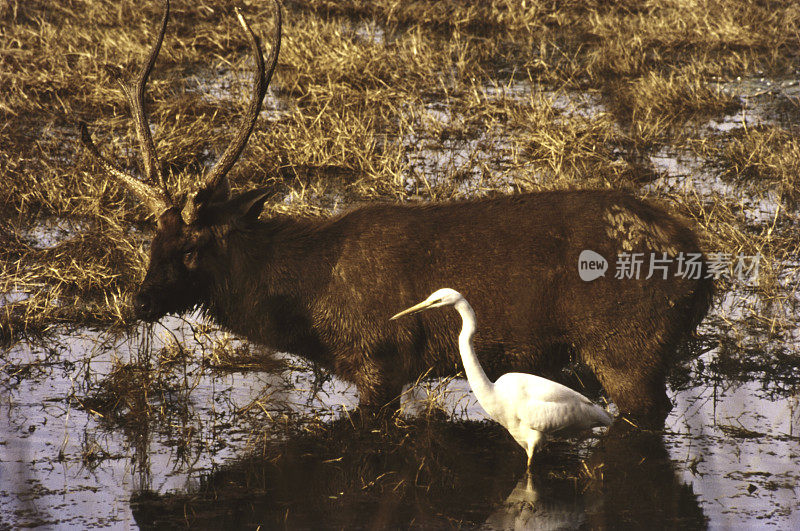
482;423;707;530
584;422;706;528
129;416;523;528
125;418;710;529
1;319;799;527
483;474;589;530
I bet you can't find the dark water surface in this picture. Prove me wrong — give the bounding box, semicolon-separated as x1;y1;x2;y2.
1;309;798;529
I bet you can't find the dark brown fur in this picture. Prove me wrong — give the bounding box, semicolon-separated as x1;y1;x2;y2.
137;189;713;424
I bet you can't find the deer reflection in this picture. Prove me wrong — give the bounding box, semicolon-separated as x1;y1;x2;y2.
483;420;706;529
583;421;707;527
130;415;521;528
130;417;706;528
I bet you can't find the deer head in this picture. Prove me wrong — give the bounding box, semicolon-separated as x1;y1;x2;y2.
79;0;281;320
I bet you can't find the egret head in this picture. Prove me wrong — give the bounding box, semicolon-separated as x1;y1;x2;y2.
390;288;464;320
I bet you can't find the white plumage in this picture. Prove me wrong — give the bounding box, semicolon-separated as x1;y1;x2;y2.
391;288;613;468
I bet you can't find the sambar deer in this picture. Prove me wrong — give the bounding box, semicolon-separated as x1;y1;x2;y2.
80;0;713;425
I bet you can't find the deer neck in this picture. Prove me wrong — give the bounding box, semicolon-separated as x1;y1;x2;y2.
201;217;334;354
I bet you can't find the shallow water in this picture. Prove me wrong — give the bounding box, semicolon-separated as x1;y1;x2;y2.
0;319;352;528
1;310;798;529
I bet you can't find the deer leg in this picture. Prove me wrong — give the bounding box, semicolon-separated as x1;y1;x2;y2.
591;359;671;427
352;342;408;416
580;335;672;428
354;371;403;418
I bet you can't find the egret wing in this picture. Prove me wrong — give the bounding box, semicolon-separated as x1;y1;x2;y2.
521;399;585;433
495;373;596;406
493;373;609;433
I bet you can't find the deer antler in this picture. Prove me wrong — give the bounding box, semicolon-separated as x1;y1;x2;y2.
79;0;173;216
125;0;171;202
80;0;282;223
181;1;282;224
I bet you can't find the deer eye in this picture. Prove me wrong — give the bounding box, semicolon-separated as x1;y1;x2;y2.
182;248;198;267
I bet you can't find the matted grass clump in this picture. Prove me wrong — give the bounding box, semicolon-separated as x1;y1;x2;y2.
0;0;798;369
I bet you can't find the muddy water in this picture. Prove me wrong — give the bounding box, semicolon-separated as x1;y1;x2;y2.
1;309;798;528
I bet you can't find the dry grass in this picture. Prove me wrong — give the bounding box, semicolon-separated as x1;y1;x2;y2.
694;125;800;207
0;0;798;359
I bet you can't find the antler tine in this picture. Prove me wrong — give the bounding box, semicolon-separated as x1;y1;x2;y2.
124;0;172;203
79;122;170;215
201;0;282;193
78;0;173;217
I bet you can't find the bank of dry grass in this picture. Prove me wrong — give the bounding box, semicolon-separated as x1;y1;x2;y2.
1;0;799;346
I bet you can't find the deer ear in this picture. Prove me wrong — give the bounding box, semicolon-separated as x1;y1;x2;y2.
203;188;272;226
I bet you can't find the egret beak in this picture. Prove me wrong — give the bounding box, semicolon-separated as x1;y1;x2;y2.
390;299;434;320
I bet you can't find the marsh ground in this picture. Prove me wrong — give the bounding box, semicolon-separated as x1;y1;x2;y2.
1;0;799;528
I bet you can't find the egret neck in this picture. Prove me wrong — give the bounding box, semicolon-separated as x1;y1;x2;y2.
454;298;495;408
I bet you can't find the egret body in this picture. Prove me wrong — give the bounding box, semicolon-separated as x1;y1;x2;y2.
391;288;613;468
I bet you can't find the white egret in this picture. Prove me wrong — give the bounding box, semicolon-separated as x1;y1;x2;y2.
391;288;613;469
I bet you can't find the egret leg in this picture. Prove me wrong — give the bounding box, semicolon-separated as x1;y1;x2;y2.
526;431;544;470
